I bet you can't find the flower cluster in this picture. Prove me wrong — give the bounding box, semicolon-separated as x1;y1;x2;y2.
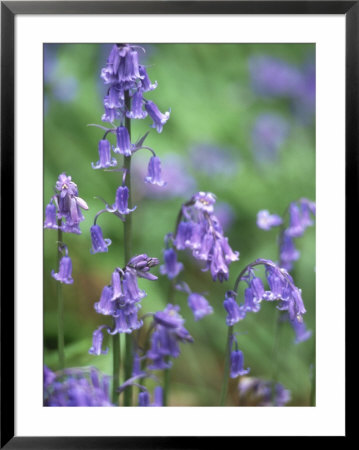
257;198;315;271
44;366;113;406
147;304;193;370
89;254;159;355
93;44;170;171
238;377;291;406
172;192;239;282
44;173;88;234
224;259;306;325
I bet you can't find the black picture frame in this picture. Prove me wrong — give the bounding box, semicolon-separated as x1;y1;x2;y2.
1;1;353;447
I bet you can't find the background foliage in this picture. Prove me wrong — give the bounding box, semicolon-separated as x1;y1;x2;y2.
44;43;315;406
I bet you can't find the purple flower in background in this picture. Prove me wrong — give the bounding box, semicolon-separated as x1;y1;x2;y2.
249;56;303;98
230;350;250;378
138;390;150;406
90;224;112;254
279;234;300;271
257;210;283;230
44;44;78;115
44;201;58;230
145;156;166;187
191;143;239;176
92;140;117;170
214;203;235;232
89;325;109;356
252;114;289;164
44;367;113;406
238;377;291;406
44;366;56;389
160;248;183;280
145;100;170;133
51;255;73;284
188;293;213;321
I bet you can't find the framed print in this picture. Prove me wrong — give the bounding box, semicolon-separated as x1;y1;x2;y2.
1;1;354;446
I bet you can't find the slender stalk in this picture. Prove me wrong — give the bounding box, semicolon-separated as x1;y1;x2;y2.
219;325;233;406
163;362;171;406
123;90;133;406
57;223;65;370
112;333;121;405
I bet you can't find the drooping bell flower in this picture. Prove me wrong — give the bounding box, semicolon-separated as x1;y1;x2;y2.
139;65;158;92
114;126;132;156
230;350;250;378
126;89;147;119
145;156;166;187
160;248;183;280
44;201;58;229
94;286;115;316
92;140;117;170
89;325;109;356
111;186;137;215
144;100;170;133
51;255;73;284
90;224;112;254
187;293;213;321
223;291;245;326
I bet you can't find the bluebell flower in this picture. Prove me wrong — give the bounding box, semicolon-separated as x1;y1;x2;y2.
90;224;112;254
230;350;250;378
138;390;150;406
51;255;73;284
138;386;163;407
44;201;58;230
139;65;158;91
257;210;283;230
193;191;216;214
188;293;213;321
92;140;117;170
145;100;170;133
94;285;115;316
109;185;137;215
223;291;246;326
279;233;300;271
145;156;166;187
114;126;132;156
160;248;183;280
126;89;147;119
243;287;261;313
89;325;109;356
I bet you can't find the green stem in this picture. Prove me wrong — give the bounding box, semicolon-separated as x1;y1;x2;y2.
163;363;171;406
219;325;233;406
112;332;121;405
271;309;282;403
57;223;65;370
123;90;133;406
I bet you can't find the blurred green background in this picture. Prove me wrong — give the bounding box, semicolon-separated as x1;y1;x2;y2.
44;43;315;406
